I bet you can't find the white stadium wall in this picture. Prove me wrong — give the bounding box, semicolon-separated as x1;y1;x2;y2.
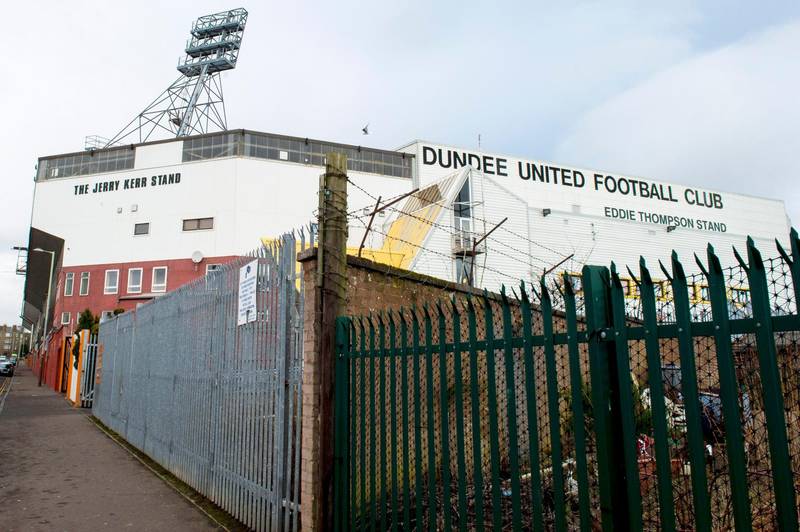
403;140;791;288
31;144;410;268
30;133;792;292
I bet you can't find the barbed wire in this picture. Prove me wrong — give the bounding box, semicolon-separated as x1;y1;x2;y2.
346;177;571;260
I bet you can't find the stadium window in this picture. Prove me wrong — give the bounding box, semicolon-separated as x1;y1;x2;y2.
61;312;71;326
206;263;222;274
731;288;750;306
698;285;710;303
152;267;168;292
104;269;119;295
79;272;90;296
64;272;74;297
134;222;150;235
127;268;143;294
182;217;214;231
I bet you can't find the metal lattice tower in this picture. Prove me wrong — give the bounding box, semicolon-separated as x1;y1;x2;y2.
104;8;248;147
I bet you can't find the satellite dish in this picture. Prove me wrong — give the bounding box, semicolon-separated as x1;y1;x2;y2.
191;250;204;264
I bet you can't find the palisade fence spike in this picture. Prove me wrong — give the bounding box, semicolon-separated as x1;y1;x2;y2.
639;258;653;287
465;294;475;314
519;280;530;303
732;246;749;272
746;237;765;271
435;300;446;318
552;277;565;298
421;303;431;321
530;282;541;301
609;261;623;289
510;285;520;301
694;252;709;277
562;271;574;297
706;244;724;275
626;265;639;286
658;258;672;281
539;275;551;304
450;295;460;316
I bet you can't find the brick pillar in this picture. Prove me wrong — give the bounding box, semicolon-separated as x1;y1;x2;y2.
300;153;348;531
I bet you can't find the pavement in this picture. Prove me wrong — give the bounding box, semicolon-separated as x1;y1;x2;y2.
0;366;220;531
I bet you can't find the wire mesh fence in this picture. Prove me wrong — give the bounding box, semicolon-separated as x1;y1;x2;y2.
92;230;309;532
333;234;800;531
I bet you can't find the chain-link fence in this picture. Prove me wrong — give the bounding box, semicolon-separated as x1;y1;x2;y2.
333;236;800;531
92;231;308;532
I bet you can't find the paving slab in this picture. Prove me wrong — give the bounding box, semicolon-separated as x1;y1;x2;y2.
0;366;220;532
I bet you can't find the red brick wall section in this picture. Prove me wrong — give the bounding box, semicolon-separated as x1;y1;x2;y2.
52;256;240;332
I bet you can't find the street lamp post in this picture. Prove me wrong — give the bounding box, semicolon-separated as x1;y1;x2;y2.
32;248;55;387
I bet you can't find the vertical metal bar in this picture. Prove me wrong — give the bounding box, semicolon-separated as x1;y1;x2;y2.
334;317;351;532
368;318;378;532
481;294;503;531
540;281;567;532
500;289;523;532
582;265;626;532
608;265;643;531
398;311;412;529
388;313;400;532
699;245;752;532
664;253;711;531
350;322;358;531
378;316;388;532
562;277;591;532
519;285;545;531
465;298;486;532
411;310;425;531
637;260;676;532
422;307;437;531
740;239;798;532
436;304;453;531
450;299;469;532
359;319;368;531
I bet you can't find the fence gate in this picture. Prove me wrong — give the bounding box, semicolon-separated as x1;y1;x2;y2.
334;234;800;531
79;333;98;408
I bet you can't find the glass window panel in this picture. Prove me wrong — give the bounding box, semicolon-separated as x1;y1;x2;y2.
80;272;90;296
152;267;168;292
127;268;143;293
64;272;74;297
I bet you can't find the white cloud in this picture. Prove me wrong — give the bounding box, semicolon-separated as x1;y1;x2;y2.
555;21;800;226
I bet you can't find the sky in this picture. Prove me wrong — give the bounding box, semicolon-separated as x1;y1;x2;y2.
1;1;799;325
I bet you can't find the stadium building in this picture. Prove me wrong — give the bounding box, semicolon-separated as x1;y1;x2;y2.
18;8;791;357
21;130;790;338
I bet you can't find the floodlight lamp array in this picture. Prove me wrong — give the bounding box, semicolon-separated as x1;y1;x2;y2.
178;8;248;77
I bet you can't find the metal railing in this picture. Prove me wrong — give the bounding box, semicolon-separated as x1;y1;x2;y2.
93;230;309;532
333;232;800;531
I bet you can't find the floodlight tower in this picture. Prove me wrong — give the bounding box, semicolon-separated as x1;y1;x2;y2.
104;8;248;147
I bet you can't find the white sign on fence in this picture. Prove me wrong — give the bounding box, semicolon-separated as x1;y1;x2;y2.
237;259;259;325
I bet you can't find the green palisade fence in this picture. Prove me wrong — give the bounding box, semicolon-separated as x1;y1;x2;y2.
333;231;800;531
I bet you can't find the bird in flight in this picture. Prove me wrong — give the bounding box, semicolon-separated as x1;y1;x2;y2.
362;123;369;135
